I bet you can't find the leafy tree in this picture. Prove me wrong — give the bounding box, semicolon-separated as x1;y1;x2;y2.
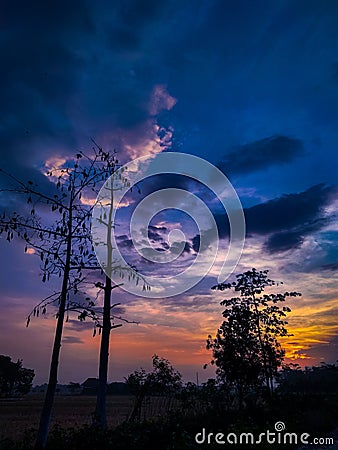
179;378;227;417
0;355;35;397
206;268;301;400
126;355;182;422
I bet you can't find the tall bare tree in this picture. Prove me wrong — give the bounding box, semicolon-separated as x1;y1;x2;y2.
0;147;118;449
90;157;149;427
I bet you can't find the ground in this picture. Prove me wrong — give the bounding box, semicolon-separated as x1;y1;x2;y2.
0;395;135;440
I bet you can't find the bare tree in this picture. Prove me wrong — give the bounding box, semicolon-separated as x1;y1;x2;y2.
90;155;149;427
0;147;118;449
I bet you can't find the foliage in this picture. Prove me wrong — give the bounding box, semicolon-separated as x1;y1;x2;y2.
126;355;182;422
1;389;337;450
67;382;81;394
179;379;229;417
206;268;301;398
277;362;338;394
1;363;338;450
0;148;117;326
0;146;134;449
126;354;182;396
0;355;34;397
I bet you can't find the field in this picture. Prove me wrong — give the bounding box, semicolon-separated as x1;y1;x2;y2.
1;393;338;449
0;395;136;441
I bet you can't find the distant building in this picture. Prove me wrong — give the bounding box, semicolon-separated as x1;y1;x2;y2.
32;380;130;396
82;378;99;395
31;383;84;395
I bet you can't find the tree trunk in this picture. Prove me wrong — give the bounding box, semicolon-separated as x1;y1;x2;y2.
93;177;114;427
93;275;111;427
35;202;73;450
34;303;66;449
253;300;270;396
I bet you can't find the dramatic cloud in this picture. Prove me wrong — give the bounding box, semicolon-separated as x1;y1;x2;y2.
188;184;336;255
264;230;304;253
1;0;338;381
144;225;167;242
0;0;177;181
246;183;335;236
217;136;303;176
1;1;93;156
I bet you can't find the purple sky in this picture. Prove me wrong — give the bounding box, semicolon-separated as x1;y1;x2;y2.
0;0;338;384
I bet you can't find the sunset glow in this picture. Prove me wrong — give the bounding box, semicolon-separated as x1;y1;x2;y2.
0;1;337;387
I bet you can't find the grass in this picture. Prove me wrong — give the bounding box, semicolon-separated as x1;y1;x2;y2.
0;395;134;441
1;393;337;449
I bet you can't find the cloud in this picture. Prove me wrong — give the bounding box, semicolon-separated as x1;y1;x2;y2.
245;184;337;253
116;235;134;249
62;336;84;345
1;0;338;382
148;85;177;116
1;1;93;157
318;262;338;272
115;223;193;272
264;230;304;253
144;225;167;242
306;333;338;364
187;184;336;255
246;183;335;232
0;0;177;182
217;135;303;176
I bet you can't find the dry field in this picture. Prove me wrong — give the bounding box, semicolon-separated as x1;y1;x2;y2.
0;395;136;441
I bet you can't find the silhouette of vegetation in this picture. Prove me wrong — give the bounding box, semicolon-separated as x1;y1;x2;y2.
89;141;148;428
0;355;34;398
179;378;227;418
67;382;81;395
206;268;301;401
0;146;143;448
126;355;182;423
278;361;338;395
1;268;337;450
1;362;338;449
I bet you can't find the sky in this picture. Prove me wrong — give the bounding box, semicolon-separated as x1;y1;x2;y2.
0;0;338;384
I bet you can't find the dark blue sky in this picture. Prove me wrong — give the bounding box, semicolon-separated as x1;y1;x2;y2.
0;0;338;382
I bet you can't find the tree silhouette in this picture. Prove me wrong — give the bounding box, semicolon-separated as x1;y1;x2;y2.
0;355;35;397
126;355;182;422
0;147;118;449
90;148;148;428
278;362;338;395
206;268;301;400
